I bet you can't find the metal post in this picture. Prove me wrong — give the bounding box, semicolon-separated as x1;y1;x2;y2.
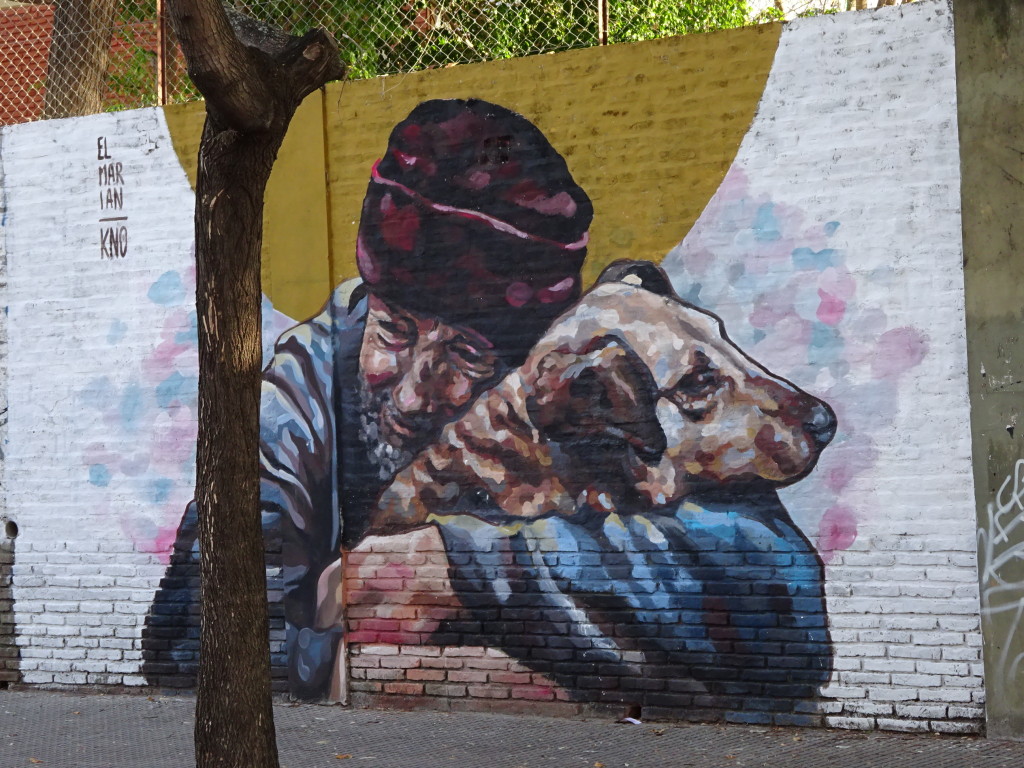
598;0;609;46
156;0;168;106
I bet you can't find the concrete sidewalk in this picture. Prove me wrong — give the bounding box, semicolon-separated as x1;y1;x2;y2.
2;689;1024;768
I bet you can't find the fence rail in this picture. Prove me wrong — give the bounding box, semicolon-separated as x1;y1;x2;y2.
0;1;912;126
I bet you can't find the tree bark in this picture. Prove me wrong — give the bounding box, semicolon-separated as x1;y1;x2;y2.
42;0;119;119
164;2;344;767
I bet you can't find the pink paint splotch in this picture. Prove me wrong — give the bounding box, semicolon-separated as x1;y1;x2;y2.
818;505;859;563
871;326;928;381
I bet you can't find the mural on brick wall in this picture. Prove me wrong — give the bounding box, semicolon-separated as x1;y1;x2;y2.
147;98;837;714
4;0;985;732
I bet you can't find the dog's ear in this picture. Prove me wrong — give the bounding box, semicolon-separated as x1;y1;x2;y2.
596;259;674;297
525;336;666;463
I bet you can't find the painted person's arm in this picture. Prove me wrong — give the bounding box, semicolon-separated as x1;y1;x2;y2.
259;298;343;699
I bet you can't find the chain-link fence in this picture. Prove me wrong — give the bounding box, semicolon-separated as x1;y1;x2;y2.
0;1;913;126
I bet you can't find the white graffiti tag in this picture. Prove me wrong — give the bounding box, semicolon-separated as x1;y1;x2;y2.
978;458;1024;684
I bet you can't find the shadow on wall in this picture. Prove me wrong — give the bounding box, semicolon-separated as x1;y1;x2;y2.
1;517;20;688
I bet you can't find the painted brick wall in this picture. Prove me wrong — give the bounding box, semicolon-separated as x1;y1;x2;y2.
0;0;991;733
661;2;983;733
1;124;16;686
1;109;197;687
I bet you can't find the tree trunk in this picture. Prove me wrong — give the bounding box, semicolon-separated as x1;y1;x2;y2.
42;0;119;120
165;2;344;767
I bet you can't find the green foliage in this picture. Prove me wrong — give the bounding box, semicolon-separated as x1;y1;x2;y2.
234;1;600;79
751;5;785;24
610;1;751;43
104;2;159;111
105;38;159;111
100;0;758;103
797;6;839;16
234;1;752;80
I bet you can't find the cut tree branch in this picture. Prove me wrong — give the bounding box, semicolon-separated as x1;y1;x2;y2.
168;0;271;131
166;1;343;133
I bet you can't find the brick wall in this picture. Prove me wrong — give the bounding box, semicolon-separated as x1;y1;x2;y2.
661;1;983;733
1;124;16;686
2;108;196;687
0;0;992;733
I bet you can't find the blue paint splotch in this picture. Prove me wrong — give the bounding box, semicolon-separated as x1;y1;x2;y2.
752;203;781;242
792;247;838;272
120;382;144;432
79;377;116;411
156;371;198;410
107;319;128;344
175;310;198;346
89;464;112;487
148;271;186;306
148;477;174;505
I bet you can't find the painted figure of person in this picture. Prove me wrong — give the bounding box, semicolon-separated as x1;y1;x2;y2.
144;99;595;699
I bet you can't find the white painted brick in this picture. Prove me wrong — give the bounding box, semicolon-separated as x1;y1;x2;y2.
86;673;122;685
820;686;866;699
936;689;974;703
895;704;948;719
825;716;876;731
867;688;919;702
877;718;930;733
832;658;862;672
65;638;100;648
844;673;890;685
837;644;887;658
861;659;916;674
930;720;982;734
19;648;53;660
20;671;55;685
86;648;123;661
924;568;974;583
830;615;882;630
857;631;911;644
911;632;965;646
842;701;893;716
941;676;984;688
940;647;980;661
947;706;985;719
888;645;940;660
890;674;941;688
915;661;971;676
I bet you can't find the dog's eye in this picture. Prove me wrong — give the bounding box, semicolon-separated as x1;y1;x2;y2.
666;354;722;421
674;353;720;397
675;368;718;398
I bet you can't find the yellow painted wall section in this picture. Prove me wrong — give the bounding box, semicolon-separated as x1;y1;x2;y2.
323;23;782;303
163;93;333;321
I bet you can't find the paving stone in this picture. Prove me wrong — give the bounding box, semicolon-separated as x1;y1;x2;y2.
1;689;1023;768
